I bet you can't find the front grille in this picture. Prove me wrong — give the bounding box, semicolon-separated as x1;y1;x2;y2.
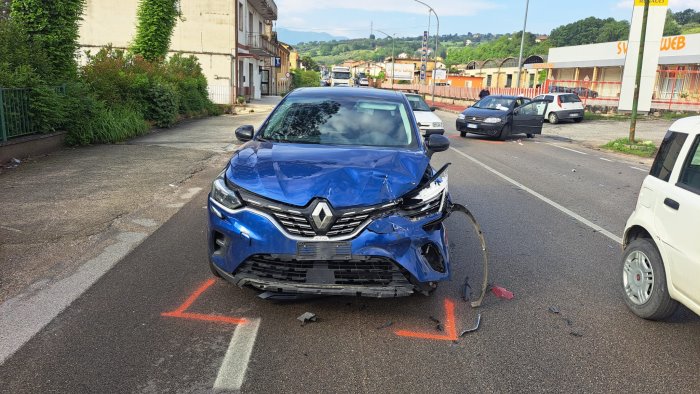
238;190;396;239
236;255;411;287
271;211;316;237
467;116;485;122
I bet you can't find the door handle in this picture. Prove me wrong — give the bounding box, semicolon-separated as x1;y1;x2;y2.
664;198;680;210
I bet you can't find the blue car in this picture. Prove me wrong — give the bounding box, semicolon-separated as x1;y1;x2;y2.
207;87;452;298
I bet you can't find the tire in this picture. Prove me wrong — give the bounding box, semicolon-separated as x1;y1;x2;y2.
548;112;559;124
526;133;534;139
460;131;466;137
498;124;510;141
573;117;583;123
621;238;679;320
209;259;223;278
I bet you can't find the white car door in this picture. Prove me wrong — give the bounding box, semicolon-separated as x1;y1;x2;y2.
653;134;700;308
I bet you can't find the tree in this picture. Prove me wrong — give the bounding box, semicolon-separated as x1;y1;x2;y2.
132;0;179;61
549;17;629;47
670;9;700;25
11;0;85;80
663;12;682;36
0;0;11;20
300;55;319;71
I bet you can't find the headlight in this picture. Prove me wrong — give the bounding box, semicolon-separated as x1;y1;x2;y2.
401;171;448;220
457;114;466;120
484;117;502;124
211;173;243;211
432;121;443;128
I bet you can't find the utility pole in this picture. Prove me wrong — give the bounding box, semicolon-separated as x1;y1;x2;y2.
630;0;650;144
376;30;395;90
414;0;439;105
515;0;530;89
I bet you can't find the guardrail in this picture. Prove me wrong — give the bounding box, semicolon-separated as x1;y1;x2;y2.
0;88;32;143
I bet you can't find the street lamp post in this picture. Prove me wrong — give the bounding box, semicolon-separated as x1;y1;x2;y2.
515;0;530;89
376;29;395;90
414;0;439;105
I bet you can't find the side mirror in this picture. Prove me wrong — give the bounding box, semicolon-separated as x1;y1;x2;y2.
426;134;450;155
235;125;254;142
430;106;437;112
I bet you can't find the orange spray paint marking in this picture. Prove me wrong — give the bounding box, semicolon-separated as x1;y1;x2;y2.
161;278;248;325
394;299;458;341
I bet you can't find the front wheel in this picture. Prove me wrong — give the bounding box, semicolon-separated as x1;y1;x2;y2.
526;133;534;139
621;238;678;320
498;124;510;141
548;112;559;124
460;131;467;137
573;117;583;123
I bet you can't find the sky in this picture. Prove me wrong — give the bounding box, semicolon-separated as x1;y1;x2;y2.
274;0;700;39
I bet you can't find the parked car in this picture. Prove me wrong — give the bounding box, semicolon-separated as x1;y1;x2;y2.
356;72;369;86
533;93;584;124
208;87;452;298
456;95;548;140
548;85;572;93
571;87;598;98
405;93;444;136
621;118;700;320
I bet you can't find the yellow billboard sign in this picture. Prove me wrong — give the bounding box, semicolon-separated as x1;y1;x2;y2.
634;0;668;6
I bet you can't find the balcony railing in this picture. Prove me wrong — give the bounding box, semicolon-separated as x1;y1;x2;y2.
247;33;278;57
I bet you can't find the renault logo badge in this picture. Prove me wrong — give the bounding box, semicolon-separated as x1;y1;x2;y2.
311;201;334;231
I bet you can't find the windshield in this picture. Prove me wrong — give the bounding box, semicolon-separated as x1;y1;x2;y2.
473;96;514;111
560;94;581;103
259;95;417;148
406;95;432;111
332;72;351;79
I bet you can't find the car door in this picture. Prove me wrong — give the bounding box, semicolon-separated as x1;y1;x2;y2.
511;100;548;135
654;134;700;306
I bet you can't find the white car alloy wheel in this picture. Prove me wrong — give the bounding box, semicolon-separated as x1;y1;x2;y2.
623;250;654;305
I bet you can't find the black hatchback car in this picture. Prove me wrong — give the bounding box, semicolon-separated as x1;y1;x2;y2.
457;95;548;140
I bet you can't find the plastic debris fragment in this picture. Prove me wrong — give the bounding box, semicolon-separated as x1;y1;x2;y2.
297;312;317;325
491;285;514;300
459;314;482;337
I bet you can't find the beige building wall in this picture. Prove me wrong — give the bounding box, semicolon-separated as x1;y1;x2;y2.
79;0;237;104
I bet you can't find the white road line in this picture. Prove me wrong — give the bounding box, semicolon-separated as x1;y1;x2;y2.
214;318;262;392
630;166;648;172
449;148;623;245
599;157;614;162
547;143;588;155
0;231;147;365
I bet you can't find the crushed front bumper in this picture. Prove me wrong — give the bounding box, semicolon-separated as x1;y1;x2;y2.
208;199;450;297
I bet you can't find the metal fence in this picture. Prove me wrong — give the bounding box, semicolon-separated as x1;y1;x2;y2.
0;88;33;143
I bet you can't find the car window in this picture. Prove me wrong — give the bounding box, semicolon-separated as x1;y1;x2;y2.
260;96;416;148
650;131;688;182
405;95;431;111
544;95;554;102
518;101;547;116
560;94;581;103
678;135;700;193
472;96;514;111
534;95;544;100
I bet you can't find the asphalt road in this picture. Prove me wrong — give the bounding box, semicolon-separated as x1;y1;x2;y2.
1;112;699;393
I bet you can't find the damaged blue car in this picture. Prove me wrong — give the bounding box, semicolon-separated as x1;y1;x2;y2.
207;87;452;297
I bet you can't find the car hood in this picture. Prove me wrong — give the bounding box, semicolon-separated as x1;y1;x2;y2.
462;107;511;117
413;111;442;126
226;142;429;208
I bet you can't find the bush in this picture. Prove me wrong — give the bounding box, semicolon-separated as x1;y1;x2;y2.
146;80;179;128
291;69;321;88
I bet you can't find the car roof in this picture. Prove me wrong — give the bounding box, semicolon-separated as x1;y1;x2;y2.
291;87;405;100
483;95;522;100
545;93;577;96
668;116;700;136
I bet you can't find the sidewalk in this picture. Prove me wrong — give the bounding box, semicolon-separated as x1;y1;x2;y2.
0;111;270;304
235;95;282;114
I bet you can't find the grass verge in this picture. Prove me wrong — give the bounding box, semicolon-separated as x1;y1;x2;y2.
601;138;657;158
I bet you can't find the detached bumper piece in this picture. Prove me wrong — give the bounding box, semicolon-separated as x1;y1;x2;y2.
232;254;416;297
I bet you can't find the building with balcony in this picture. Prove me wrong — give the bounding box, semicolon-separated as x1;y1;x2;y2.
78;0;280;105
236;0;278;100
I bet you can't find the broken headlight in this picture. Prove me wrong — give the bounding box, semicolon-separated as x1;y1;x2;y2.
210;171;243;211
400;171;448;220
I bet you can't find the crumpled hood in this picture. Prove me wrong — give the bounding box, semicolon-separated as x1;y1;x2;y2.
227;142;428;208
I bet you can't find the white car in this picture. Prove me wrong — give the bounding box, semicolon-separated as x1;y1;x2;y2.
621;117;700;320
405;93;444;136
533;93;584;124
